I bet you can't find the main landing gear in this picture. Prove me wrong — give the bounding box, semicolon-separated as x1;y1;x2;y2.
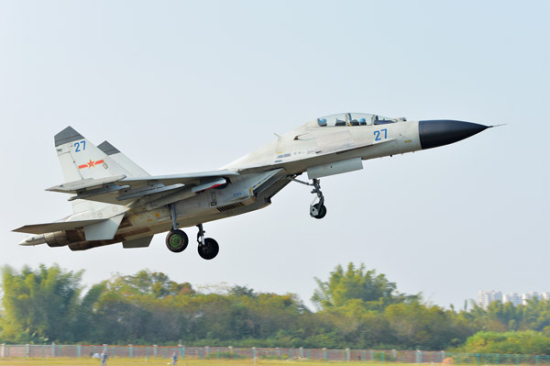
165;225;220;260
196;224;219;260
165;205;219;259
166;205;189;252
288;177;328;219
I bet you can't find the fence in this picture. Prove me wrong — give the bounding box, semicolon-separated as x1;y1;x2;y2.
0;344;549;365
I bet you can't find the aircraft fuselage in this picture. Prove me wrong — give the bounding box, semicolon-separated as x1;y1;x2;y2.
15;113;491;256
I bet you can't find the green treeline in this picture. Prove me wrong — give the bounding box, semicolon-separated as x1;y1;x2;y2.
0;263;549;354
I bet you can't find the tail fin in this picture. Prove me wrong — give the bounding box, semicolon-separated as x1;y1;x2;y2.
55;126;127;182
54;127;134;214
97;141;150;177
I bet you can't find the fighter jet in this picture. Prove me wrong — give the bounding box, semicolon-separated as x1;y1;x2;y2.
14;113;492;259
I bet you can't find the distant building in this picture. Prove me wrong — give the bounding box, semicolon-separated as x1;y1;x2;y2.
503;293;522;306
478;290;549;309
477;290;502;309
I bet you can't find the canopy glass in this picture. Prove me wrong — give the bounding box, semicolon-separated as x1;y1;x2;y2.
317;113;400;127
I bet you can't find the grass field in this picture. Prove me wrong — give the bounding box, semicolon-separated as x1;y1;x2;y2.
0;358;403;366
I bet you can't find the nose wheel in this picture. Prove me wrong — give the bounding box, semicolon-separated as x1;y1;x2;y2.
309;179;327;219
310;203;327;219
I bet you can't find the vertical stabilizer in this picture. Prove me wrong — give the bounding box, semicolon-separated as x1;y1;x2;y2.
54;126;127;214
98;141;150;177
54;126;127;181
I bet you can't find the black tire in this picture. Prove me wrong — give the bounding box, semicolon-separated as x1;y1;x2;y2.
166;229;189;253
198;238;219;260
311;203;327;219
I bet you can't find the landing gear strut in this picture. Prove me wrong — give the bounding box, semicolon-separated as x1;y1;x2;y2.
196;223;219;260
164;206;219;259
165;204;189;253
288;177;328;219
309;179;327;219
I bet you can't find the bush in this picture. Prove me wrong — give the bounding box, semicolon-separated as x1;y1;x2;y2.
206;351;246;359
458;331;550;355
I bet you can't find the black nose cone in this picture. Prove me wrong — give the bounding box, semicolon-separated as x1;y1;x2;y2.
419;120;489;150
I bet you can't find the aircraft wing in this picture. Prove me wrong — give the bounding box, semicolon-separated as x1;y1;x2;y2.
46;170;240;205
15;216;125;241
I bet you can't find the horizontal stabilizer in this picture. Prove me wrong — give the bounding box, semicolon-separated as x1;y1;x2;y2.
13;219;108;234
46;174;127;193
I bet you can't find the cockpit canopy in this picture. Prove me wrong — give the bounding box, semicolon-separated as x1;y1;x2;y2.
317;113;405;127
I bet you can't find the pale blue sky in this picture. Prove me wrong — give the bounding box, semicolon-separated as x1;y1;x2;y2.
1;1;548;310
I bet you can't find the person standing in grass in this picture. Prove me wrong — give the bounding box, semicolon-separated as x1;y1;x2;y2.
100;351;108;366
171;352;178;366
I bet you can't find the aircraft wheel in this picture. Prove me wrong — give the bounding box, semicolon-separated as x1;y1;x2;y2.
166;229;189;253
198;238;219;260
310;203;327;219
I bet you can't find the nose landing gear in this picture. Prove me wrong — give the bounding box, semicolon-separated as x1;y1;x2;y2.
288;177;328;219
309;179;327;219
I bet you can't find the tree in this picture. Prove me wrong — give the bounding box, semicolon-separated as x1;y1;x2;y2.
229;285;256;298
3;263;549;350
384;302;459;350
72;282;106;342
88;271;195;344
518;298;550;332
311;263;418;311
108;270;194;298
0;264;83;343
